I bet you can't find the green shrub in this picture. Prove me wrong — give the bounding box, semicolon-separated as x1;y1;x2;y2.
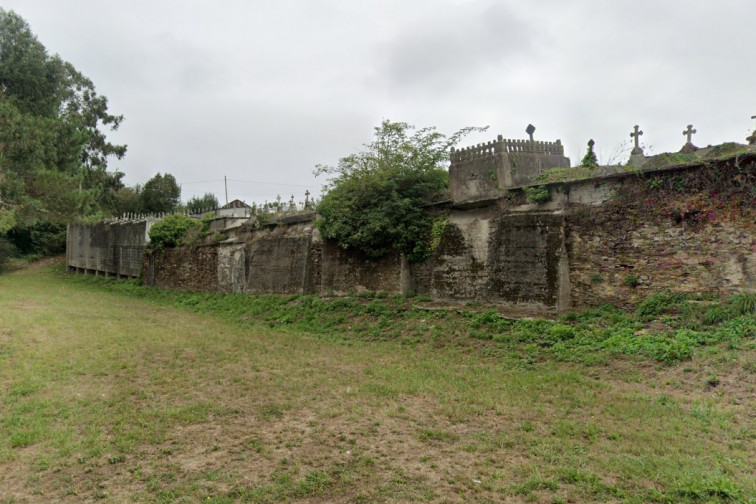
148;214;200;249
315;120;483;262
623;274;639;288
523;185;551;204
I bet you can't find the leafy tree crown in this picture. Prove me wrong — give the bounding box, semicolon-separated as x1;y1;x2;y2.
315;120;485;261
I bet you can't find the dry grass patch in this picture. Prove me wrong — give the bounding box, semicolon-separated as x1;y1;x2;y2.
0;265;754;503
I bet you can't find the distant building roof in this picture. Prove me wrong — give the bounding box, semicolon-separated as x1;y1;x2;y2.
221;199;250;209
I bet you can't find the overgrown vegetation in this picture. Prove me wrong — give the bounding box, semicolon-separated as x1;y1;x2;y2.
1;265;754;503
641;152;700;171
315;120;485;262
147;214;201;249
523;185;551;204
71;274;756;367
581;139;599;169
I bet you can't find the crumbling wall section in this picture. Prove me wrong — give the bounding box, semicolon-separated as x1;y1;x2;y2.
320;241;403;294
144;245;220;291
566;160;756;306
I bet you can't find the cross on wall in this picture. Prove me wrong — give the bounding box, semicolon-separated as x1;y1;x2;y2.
630;125;643;149
526;124;535;142
683;124;697;144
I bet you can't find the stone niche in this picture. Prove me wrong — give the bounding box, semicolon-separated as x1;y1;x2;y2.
449;135;570;206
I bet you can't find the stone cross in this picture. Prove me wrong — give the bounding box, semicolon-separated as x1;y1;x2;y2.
304;189;310;202
630;125;643;149
526;124;535;141
683;124;696;144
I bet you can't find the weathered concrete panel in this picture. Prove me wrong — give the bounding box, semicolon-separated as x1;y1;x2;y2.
67;219;156;277
218;244;246;293
487;212;567;309
245;225;313;294
432;209;493;300
432;208;567;309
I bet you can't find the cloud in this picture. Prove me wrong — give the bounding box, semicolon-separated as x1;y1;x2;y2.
381;2;535;93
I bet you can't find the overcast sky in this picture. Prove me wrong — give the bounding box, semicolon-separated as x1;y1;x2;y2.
4;0;756;206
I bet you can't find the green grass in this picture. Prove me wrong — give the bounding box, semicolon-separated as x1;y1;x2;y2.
0;264;755;502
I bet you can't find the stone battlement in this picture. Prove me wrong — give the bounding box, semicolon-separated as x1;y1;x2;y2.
449;133;570;204
451;135;564;162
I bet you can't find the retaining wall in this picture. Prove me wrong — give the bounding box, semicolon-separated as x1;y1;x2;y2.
69;155;756;312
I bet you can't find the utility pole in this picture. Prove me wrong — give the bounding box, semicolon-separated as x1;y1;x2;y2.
224;176;228;205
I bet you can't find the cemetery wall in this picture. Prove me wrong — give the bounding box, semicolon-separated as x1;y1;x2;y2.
146;244;221;291
66;219;157;278
243;224;315;294
319;241;405;294
563;159;756;307
70;154;756;312
427;206;569;310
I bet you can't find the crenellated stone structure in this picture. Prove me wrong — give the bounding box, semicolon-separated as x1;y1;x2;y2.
449;134;570;206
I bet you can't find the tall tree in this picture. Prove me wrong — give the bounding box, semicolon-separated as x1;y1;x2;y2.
140;173;180;214
186;193;219;213
0;8;126;237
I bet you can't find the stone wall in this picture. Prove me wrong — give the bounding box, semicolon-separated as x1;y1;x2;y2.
67;219;157;277
320;241;405;294
70;154;756;312
146;245;221;291
564;159;756;306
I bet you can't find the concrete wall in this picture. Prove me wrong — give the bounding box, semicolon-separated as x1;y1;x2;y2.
66;219;157;277
320;241;405;294
244;224;314;294
142;219;405;295
431;207;569;310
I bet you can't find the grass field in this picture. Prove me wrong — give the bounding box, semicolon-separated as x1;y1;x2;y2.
1;262;755;503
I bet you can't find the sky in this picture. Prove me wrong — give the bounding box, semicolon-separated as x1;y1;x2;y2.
3;0;756;206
